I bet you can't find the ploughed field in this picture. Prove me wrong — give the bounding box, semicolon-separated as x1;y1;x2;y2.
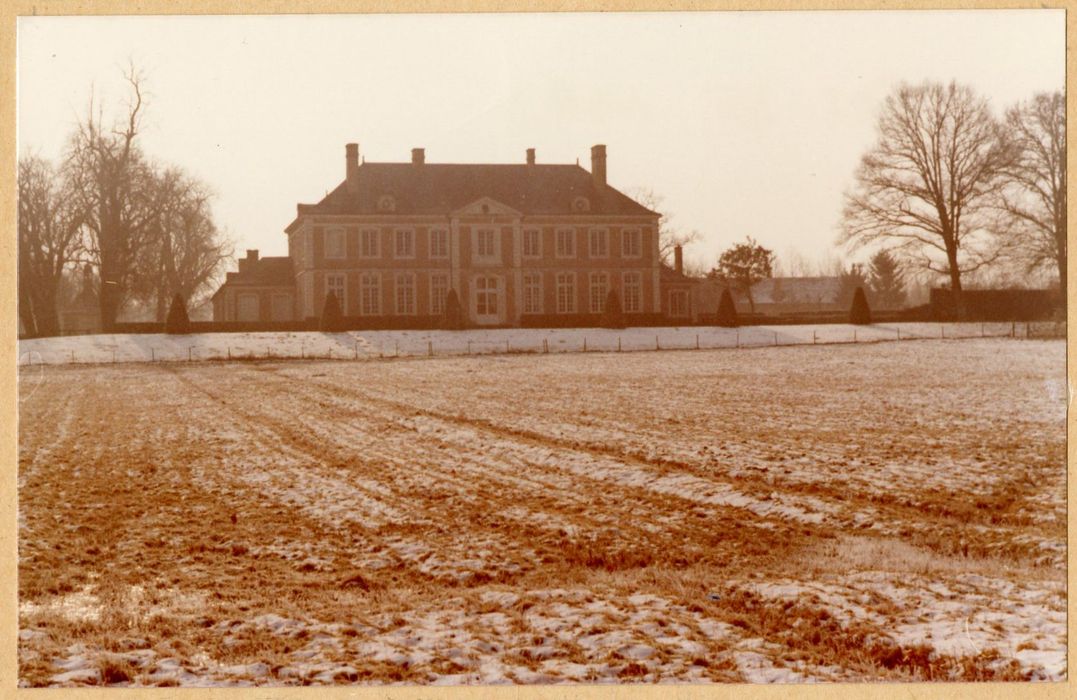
17;338;1066;686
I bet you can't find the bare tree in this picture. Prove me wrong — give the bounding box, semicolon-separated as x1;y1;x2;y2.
17;156;84;337
627;187;702;265
842;81;1016;311
1000;91;1065;298
710;237;774;313
134;168;233;321
66;65;162;329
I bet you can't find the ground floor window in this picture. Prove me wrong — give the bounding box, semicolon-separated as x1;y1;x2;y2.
623;272;642;313
395;274;416;315
589;272;609;313
360;273;381;315
475;275;499;317
523;272;542;314
669;290;689;317
556;272;576;314
326;273;346;313
430;273;449;315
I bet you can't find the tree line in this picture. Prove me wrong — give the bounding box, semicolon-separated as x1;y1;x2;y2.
18;67;232;337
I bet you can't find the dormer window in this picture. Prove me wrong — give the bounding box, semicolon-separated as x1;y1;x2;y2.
572;196;590;213
378;194;396;212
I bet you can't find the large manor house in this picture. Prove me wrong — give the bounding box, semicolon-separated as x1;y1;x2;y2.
211;143;698;327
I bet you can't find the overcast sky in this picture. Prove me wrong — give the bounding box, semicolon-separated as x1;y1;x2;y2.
17;10;1064;272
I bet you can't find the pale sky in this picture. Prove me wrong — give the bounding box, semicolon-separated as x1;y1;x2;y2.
17;10;1064;272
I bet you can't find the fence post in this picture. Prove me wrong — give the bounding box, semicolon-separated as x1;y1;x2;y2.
151;348;155;362
736;330;740;348
696;334;700;350
941;325;945;339
655;334;660;351
981;322;984;338
505;340;510;354
1011;321;1015;338
583;337;587;352
395;341;400;357
618;337;622;352
774;331;778;346
543;338;548;354
189;347;193;362
897;328;900;341
812;331;817;345
853;329;857;343
467;341;472;355
355;342;359;360
428;340;433;357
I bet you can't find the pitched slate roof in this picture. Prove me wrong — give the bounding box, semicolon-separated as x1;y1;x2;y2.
288;163;657;229
741;277;842;305
211;256;294;299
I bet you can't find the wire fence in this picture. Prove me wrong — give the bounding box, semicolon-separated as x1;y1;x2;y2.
16;321;1064;368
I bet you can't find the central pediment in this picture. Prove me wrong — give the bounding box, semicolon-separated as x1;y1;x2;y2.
452;197;522;218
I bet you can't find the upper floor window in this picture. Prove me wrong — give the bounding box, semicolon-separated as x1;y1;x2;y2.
589;228;608;258
394;228;415;259
429;228;449;259
622;228;642;258
377;194;396;212
475;228;498;260
555;228;576;258
325;228;347;259
522;228;541;258
360;228;380;258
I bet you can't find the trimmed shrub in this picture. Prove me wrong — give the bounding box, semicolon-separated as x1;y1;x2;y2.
850;286;872;325
442;288;464;330
320;292;343;332
602;289;625;329
164;293;190;334
716;287;739;328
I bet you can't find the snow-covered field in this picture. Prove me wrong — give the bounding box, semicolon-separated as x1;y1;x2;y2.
17;338;1066;686
17;321;1026;365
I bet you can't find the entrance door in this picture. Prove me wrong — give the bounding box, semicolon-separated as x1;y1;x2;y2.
474;276;500;325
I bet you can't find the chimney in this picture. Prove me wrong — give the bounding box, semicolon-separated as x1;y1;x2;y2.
412;148;425;165
674;245;683;276
590;144;607;188
526;148;535;165
239;249;259;274
345;143;359;194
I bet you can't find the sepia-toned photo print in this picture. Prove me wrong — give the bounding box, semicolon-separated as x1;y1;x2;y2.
13;7;1067;688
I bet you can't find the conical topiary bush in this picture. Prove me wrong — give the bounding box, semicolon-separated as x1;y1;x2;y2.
716;287;739;328
850;286;872;325
602;289;624;329
442;288;464;330
320;291;343;332
164;293;191;334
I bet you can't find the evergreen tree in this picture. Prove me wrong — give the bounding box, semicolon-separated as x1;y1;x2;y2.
320;291;342;332
602;289;624;329
716;287;739;327
867;249;906;309
442;288;464;330
164;292;190;334
850;286;872;325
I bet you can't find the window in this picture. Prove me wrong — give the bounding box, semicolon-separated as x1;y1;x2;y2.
360;228;380;258
394;228;415;259
555;272;576;314
304;231;314;267
522;228;541;258
523;272;543;314
429;229;449;259
395;273;416;315
475;229;497;259
430;274;449;315
669;290;689;318
359;273;381;315
556;228;576;258
622;228;642;258
325;228;346;259
475;276;498;317
589;228;608;258
326;273;346;313
623;272;642;313
589;272;609;313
